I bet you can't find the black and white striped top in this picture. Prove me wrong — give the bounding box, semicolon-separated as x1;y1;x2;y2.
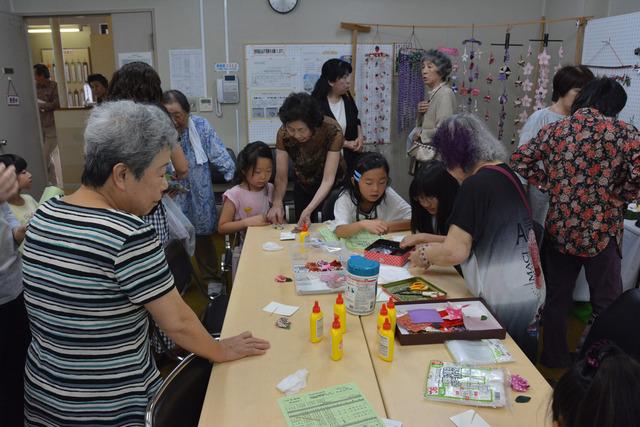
23;198;174;426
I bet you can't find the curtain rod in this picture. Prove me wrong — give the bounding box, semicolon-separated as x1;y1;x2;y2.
341;16;592;31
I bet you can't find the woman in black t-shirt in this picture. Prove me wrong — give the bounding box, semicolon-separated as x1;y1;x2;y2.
403;113;545;361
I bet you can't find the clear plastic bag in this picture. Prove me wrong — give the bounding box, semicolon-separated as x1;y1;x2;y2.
424;360;508;408
446;339;514;365
163;195;195;256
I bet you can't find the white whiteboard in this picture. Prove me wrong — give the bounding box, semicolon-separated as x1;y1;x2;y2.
244;44;393;144
582;11;640;126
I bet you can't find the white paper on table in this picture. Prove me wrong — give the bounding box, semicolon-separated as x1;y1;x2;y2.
262;301;299;316
381;418;403;427
377;264;412;285
280;231;296;240
449;409;491;427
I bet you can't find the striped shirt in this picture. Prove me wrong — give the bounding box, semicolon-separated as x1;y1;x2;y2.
23;198;175;426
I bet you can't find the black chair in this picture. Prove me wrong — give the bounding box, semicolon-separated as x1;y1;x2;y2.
145;353;213;427
320;188;343;222
580;288;640;362
201;293;230;338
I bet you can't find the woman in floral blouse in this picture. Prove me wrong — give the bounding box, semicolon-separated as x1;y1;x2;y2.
511;77;640;368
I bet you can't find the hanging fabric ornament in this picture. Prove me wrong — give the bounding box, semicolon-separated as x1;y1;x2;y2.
523;62;534;76
362;46;391;144
517;55;526;67
554;44;564;73
396;47;426;133
488;51;495;65
451;82;458;93
461;46;469;62
486;74;494;84
484;110;490;121
527;43;533;57
514;76;523;87
522;78;533;92
534;48;551;111
521;94;532;108
498;65;511;80
514;97;522;107
471;88;481;96
518;110;529;123
558;44;564;59
484;92;492;102
510;133;516;146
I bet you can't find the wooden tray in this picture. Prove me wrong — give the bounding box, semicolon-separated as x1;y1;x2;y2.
394;298;506;345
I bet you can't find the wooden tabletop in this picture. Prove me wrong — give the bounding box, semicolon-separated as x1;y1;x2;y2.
361;265;552;427
198;226;552;426
198;226;387;427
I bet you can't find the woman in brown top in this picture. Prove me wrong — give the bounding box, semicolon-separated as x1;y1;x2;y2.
267;92;346;227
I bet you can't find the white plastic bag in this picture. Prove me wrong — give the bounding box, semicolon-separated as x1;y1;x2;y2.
163;195;195;256
446;339;514;365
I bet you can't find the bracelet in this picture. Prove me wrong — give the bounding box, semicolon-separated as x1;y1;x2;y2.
418;244;431;268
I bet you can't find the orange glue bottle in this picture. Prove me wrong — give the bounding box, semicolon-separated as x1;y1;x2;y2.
386;297;397;332
377;303;388;330
378;317;395;362
330;314;343;361
309;301;323;343
334;292;346;334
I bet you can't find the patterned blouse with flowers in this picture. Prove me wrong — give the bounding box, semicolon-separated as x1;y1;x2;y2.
511;107;640;257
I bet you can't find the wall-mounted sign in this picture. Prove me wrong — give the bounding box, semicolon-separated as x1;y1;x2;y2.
214;62;239;72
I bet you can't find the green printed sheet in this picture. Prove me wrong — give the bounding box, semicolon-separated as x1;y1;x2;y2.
318;228;380;251
278;383;384;427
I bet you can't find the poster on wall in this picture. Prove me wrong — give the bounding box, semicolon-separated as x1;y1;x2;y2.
245;44;393;145
117;51;154;68
169;49;205;98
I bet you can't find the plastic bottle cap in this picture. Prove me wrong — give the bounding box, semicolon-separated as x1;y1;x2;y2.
336;293;344;304
347;255;380;276
383;318;391;330
387;298;395;309
313;301;321;313
380;303;388;315
332;315;341;329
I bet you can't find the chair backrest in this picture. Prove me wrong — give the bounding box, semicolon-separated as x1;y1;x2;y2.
164;240;193;295
211;147;237;184
145;353;213;427
320;188;343;222
580;288;640;361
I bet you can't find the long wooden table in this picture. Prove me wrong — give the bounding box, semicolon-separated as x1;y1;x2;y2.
198;226;552;426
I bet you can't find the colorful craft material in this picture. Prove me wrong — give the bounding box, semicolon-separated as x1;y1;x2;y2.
510;374;530;392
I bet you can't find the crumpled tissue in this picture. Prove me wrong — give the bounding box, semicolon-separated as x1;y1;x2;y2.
276;369;309;395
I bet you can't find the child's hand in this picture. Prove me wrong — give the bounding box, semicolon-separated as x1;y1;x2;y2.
362;220;388;235
244;214;270;227
400;234;423;248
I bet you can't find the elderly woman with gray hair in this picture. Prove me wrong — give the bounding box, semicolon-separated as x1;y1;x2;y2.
408;49;457;173
22;101;269;425
403;113;545;361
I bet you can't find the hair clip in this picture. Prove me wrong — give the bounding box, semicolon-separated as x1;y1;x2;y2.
353;170;362;182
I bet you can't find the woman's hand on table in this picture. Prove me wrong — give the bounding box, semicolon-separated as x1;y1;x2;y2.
361;219;389;235
266;203;285;224
219;331;270;362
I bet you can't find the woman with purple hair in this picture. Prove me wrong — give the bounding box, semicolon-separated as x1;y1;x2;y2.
404;113;545;361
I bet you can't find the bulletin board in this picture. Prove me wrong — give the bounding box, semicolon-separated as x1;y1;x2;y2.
245;43;393;145
581;11;640;126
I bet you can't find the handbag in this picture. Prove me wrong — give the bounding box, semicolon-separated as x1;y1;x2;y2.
484;165;544;290
407;138;436;162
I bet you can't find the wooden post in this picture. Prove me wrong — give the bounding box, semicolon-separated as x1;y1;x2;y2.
340;22;370;96
575;17;588;64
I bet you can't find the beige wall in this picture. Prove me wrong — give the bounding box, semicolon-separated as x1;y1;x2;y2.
11;0;638;197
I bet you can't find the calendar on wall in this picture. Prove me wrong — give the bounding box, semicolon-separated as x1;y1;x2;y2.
582;11;640;126
244;43;393;145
